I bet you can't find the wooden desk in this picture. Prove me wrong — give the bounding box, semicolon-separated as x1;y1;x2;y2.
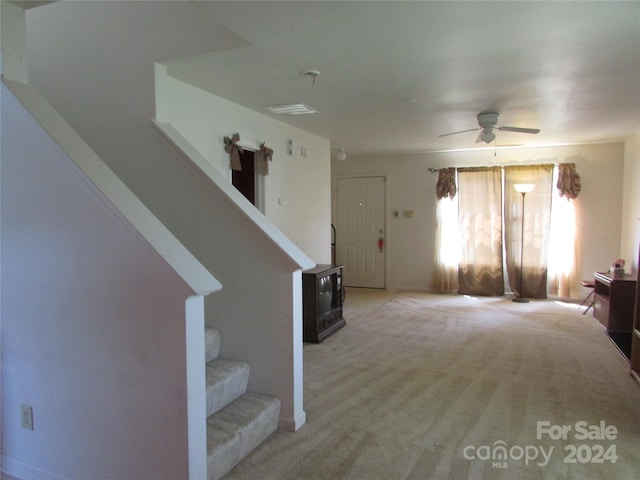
594;272;636;332
630;244;640;385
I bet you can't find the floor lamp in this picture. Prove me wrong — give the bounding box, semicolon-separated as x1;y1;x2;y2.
513;183;535;303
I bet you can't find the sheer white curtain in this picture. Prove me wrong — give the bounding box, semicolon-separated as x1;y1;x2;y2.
457;167;504;296
432;195;459;292
432;168;459;292
548;165;581;297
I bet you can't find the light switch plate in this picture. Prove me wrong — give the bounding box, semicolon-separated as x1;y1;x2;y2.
21;404;33;430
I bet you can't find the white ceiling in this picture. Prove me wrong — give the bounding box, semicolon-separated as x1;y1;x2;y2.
20;1;640;156
162;1;640;155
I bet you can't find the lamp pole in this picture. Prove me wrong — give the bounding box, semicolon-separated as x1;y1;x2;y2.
513;184;535;303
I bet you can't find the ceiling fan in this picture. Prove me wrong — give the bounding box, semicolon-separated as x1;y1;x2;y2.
438;112;540;144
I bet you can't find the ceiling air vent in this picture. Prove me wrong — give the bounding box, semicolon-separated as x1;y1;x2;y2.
265;103;318;115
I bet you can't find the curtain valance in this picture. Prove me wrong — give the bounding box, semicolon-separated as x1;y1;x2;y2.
557;163;581;199
255;142;274;175
224;133;243;171
434;163;581;199
435;168;457;200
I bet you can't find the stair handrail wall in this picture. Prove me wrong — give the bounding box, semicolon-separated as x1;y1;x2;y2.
3;79;222;297
7;79;313;433
151;119;314;432
152;119;314;270
1;78;219;480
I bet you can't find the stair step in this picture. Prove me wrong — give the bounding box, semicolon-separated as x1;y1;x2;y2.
206;358;250;416
205;328;221;363
206;392;281;480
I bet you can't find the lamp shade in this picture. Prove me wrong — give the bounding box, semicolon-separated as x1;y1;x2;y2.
514;183;535;194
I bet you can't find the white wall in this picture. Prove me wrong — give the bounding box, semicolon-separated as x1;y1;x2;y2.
622;130;640;274
1;83;197;479
332;142;626;295
158;72;332;264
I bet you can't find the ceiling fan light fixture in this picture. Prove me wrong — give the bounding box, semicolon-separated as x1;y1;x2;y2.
479;128;495;144
439;111;540;144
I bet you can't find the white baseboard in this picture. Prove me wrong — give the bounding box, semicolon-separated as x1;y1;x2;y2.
1;457;71;480
278;410;306;432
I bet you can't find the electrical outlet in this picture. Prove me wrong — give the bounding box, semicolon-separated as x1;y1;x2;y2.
21;404;33;430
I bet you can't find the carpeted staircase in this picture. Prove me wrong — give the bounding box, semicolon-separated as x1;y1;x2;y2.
204;328;281;480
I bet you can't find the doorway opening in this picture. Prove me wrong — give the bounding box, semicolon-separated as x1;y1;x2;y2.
231;149;265;213
232;149;255;205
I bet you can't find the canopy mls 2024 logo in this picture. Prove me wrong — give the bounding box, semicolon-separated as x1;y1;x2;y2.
462;420;618;469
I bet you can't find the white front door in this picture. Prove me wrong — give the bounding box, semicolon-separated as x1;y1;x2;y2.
336;176;385;288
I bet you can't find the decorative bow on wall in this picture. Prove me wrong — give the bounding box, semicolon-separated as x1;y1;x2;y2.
256;142;274;175
224;133;243;171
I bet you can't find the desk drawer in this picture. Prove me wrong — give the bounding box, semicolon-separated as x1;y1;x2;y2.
594;294;609;328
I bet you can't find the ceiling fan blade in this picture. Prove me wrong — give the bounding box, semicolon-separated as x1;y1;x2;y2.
497;126;540;134
438;128;481;138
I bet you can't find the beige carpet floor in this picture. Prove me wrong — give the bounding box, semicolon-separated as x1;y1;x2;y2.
225;290;640;480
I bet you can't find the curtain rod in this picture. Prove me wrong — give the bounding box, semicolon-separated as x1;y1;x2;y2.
428;163;559;173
